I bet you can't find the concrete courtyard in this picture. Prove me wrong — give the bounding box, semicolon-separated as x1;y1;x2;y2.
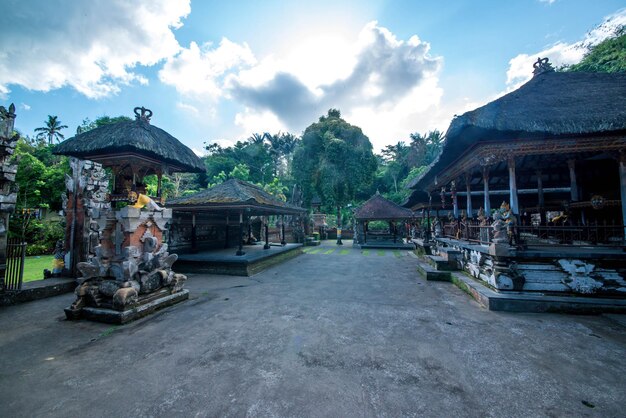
1;241;625;417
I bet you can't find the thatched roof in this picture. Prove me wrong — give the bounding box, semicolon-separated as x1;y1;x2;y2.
408;71;626;190
354;193;413;220
167;179;306;215
53;111;204;173
401;190;430;210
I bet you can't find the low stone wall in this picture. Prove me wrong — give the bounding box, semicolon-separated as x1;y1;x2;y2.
430;238;626;296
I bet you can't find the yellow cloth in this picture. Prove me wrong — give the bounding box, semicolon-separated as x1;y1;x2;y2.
132;193;152;209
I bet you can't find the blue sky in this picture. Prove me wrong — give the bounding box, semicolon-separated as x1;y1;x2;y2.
1;0;624;154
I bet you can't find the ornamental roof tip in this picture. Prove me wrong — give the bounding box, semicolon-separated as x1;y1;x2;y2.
532;57;555;76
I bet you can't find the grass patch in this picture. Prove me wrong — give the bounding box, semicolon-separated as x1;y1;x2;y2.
339;249;350;255
392;250;402;258
323;249;335;255
376;250;386;256
22;255;54;283
308;248;322;254
99;326;119;338
361;250;370;256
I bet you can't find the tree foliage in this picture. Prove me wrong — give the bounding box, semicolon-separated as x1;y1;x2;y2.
292;109;377;218
34;115;68;145
76;115;133;134
564;26;626;73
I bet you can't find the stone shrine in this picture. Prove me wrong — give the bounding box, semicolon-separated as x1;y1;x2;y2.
55;107;205;323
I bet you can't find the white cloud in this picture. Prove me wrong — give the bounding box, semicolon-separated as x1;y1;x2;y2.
159;38;256;99
20;103;31;111
0;0;190;98
539;0;557;5
225;21;443;148
506;8;626;89
176;101;199;114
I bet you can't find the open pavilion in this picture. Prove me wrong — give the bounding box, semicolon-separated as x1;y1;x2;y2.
167;179;306;276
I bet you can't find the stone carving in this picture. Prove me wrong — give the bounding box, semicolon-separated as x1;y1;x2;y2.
558;259;602;294
0;104;18;291
532;57;554;76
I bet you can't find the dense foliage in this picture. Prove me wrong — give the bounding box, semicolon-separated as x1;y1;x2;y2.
563;26;626;73
292;109;378;226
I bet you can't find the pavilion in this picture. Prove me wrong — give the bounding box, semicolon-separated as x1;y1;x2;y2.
167;179;306;276
407;59;626;297
353;192;414;249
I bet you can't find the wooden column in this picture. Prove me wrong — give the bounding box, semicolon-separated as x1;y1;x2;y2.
465;172;473;218
567;159;579;201
482;166;491;216
281;215;286;246
236;211;245;256
508;157;519;215
224;214;230;249
264;217;270;249
451;181;459;219
191;212;197;253
619;151;626;239
536;170;545;225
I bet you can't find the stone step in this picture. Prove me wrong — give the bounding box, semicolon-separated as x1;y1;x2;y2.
438;248;461;262
426;255;459;271
416;260;451;281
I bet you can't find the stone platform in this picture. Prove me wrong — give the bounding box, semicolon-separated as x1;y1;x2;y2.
0;277;76;306
176;243;303;276
449;272;626;314
65;288;189;324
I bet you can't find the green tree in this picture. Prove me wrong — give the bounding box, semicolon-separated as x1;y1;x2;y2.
34;115;68;145
565;26;626;73
293;109;377;238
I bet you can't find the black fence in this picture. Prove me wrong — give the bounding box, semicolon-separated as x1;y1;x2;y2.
4;239;26;291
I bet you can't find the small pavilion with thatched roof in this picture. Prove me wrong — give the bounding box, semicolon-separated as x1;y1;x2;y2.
167;179;306;276
353;192;414;249
406;59;626;299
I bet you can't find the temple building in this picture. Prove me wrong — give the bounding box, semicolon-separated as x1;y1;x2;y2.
353;192;414;249
406;59;626;299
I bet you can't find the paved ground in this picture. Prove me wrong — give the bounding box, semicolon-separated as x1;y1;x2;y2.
1;241;625;417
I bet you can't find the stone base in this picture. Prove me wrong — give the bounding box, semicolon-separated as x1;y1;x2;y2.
451;273;626;314
64;289;189;324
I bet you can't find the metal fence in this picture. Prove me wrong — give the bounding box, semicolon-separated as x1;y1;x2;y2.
441;219;624;247
4;238;26;291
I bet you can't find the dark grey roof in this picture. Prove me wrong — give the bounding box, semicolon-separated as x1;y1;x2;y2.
167;179;306;215
354;193;414;220
53;117;204;173
409;71;626;190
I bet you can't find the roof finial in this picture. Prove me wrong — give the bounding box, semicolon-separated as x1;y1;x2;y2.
533;57;554;76
134;106;153;123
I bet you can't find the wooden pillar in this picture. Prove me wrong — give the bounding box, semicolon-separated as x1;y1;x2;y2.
264;216;270;249
191;212;197;253
536;170;546;225
451;181;458;219
236;212;245;256
567;159;579;201
224;214;230;249
482;167;491;216
465;172;473;218
619;151;626;239
156;171;163;199
281;215;286;246
508;157;519;215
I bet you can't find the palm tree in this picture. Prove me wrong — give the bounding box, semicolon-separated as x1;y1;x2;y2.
34;115;68;145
